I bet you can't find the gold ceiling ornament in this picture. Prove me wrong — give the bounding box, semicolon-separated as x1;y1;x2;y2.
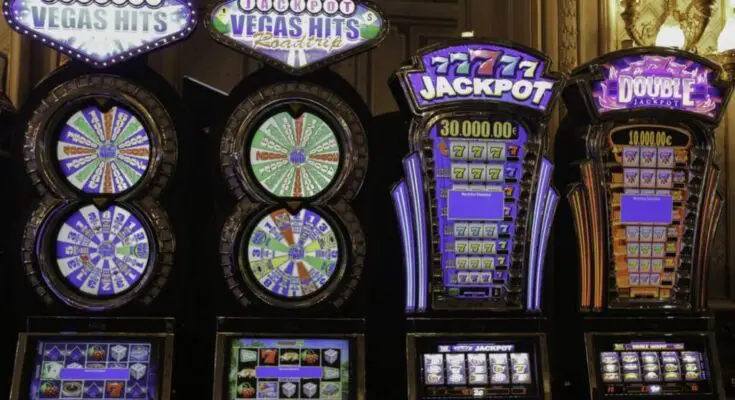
621;0;716;52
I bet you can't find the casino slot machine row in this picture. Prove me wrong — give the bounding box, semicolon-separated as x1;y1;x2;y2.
202;1;388;399
390;38;563;399
555;47;734;399
2;0;198;397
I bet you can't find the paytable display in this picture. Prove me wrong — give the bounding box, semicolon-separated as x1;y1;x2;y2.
430;118;526;301
227;338;350;400
391;40;563;313
28;339;160;400
590;336;714;397
606;126;692;303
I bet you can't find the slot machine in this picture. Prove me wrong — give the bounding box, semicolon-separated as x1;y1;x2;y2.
3;0;197;398
555;47;734;399
390;38;563;400
202;1;388;399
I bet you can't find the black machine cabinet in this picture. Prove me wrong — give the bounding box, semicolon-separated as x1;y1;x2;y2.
200;1;389;399
390;38;564;399
555;46;733;400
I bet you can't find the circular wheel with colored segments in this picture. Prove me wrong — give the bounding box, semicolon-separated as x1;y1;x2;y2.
220;82;367;203
24;74;177;199
248;110;341;199
56;105;152;195
23;198;174;311
221;201;365;309
245;208;341;300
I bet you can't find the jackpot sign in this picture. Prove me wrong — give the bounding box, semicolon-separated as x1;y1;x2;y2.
592;55;726;118
208;0;386;73
396;43;560;114
3;0;197;66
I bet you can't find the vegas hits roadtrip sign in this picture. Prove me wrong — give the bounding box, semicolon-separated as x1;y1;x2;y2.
591;53;727;120
206;0;388;74
394;41;559;115
3;0;197;67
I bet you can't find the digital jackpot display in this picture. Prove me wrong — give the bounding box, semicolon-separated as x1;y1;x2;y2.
2;0;197;66
225;337;350;400
207;0;387;74
391;40;562;312
27;338;162;399
564;49;732;311
410;337;545;399
589;335;715;397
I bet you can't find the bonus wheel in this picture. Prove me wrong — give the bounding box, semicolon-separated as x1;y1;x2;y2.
249;110;341;199
220;82;367;203
24;74;177;199
24;199;174;311
55;204;151;297
221;202;365;309
56;105;152;195
245;208;341;299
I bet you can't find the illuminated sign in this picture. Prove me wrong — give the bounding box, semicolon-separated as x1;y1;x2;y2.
3;0;197;66
592;55;726;118
395;43;560;114
207;0;387;74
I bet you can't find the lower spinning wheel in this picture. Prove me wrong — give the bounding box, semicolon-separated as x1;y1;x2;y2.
221;202;365;309
23;198;174;311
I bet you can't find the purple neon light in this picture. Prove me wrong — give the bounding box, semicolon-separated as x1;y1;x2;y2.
403;153;428;312
526;158;552;310
535;188;559;310
392;181;417;313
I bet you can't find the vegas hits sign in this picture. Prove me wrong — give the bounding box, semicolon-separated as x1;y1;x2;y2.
3;0;197;67
395;42;561;115
207;0;387;74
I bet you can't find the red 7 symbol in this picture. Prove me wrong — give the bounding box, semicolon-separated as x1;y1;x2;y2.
469;49;500;76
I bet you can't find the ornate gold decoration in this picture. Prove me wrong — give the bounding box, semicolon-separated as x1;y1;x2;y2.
621;0;715;51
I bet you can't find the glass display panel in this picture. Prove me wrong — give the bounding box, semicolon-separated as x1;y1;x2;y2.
606;125;692;303
55;204;152;297
56;105;151;195
247;106;342;200
593;335;713;397
429;118;526;302
27;338;162;400
243;208;341;300
414;338;542;399
226;337;351;400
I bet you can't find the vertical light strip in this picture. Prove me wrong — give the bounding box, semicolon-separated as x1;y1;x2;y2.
404;153;429;312
391;181;417;313
535;188;559;310
527;158;552;310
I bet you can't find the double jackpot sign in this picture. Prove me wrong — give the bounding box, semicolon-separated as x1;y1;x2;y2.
391;40;563;313
565;48;733;311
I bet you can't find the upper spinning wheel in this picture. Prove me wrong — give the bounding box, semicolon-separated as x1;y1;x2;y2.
221;82;368;203
24;74;178;200
56;105;152;195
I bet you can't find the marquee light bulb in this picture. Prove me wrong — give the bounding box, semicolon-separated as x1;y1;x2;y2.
655;15;686;49
718;16;735;52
